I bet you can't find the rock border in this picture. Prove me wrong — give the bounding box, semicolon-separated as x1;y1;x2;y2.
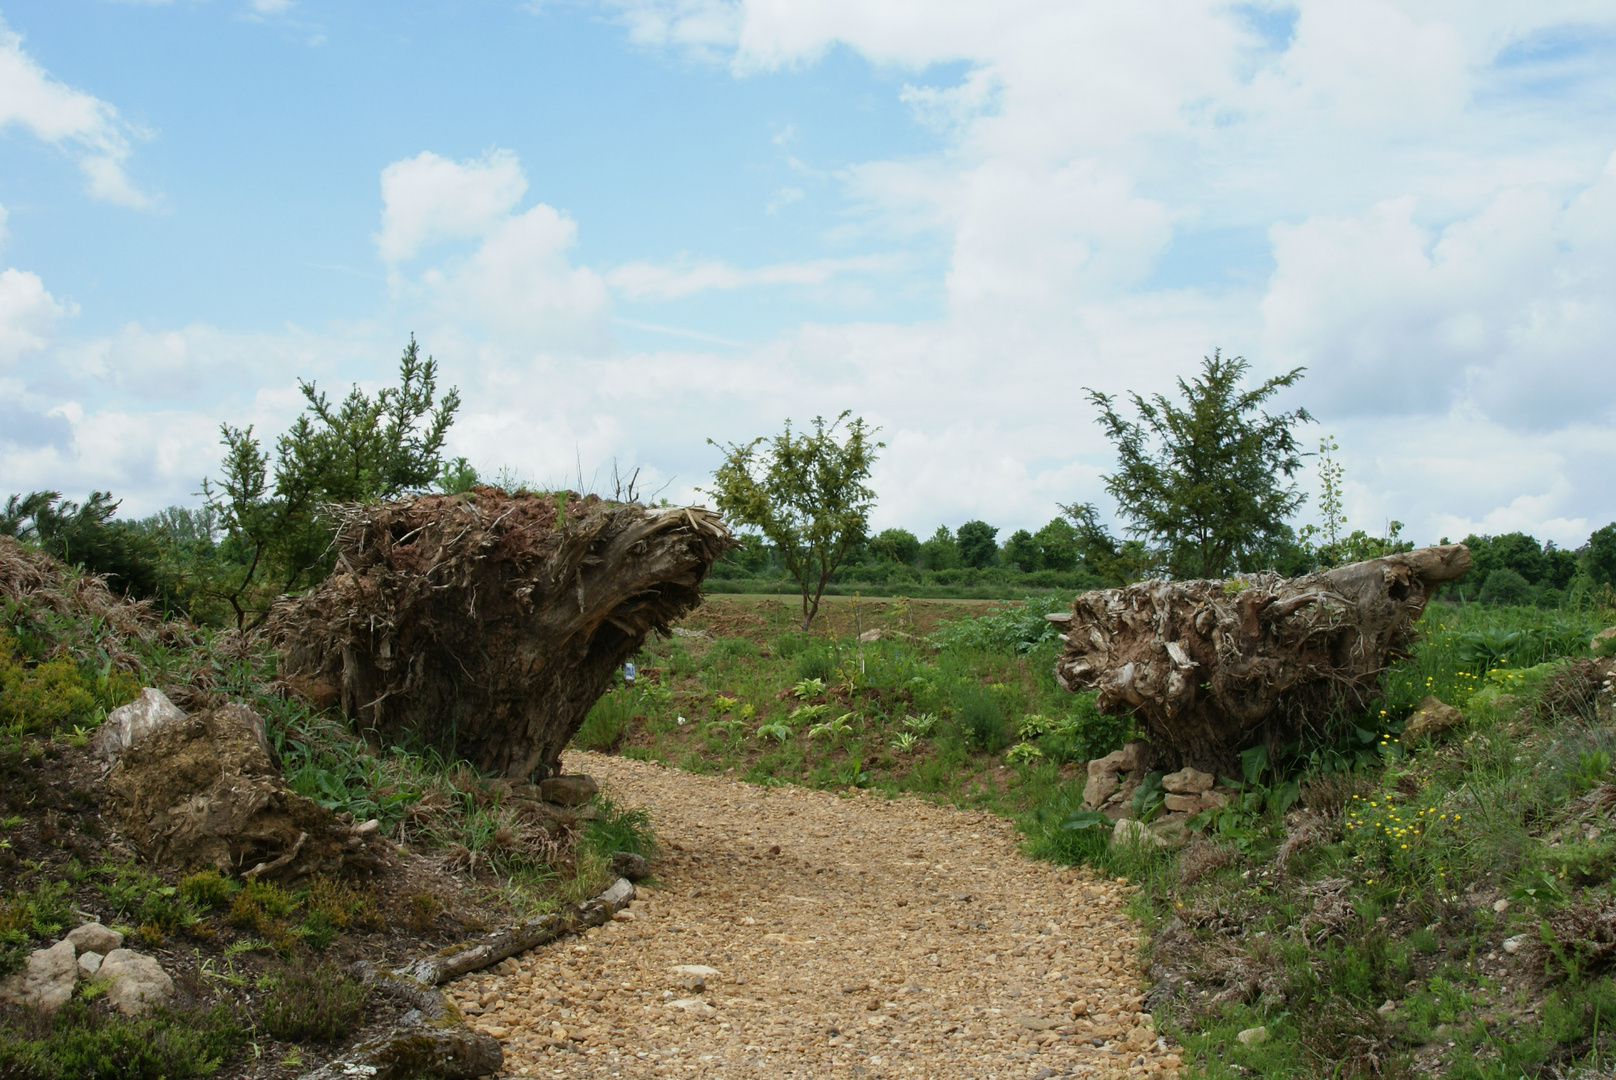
298;877;636;1080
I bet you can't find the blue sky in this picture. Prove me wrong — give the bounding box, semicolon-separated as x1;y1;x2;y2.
3;0;1616;548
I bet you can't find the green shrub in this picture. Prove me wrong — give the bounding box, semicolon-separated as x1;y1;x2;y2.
792;645;839;683
949;684;1010;753
1479;568;1535;605
0;999;245;1080
0;879;73;979
257;960;369;1041
176;870;236;910
581;793;657;860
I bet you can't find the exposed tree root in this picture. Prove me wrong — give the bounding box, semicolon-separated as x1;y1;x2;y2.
1052;545;1472;774
270;487;735;778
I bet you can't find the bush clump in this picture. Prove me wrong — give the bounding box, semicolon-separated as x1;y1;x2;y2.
256;960;369;1042
0;1000;246;1080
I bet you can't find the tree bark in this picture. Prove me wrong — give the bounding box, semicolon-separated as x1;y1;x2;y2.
269;488;735;778
1052;545;1471;775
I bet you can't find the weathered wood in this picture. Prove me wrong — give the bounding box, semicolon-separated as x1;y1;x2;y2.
1053;545;1471;774
304;878;637;1080
296;1022;502;1080
270;488;735;778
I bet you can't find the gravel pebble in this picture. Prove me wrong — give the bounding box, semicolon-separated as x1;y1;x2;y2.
461;752;1180;1079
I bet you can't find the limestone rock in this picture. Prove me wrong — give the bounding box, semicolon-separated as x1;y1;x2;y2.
1162;768;1214;795
1404;695;1465;740
88;687;185;763
78;951;104;975
539;774;599;807
0;939;78;1013
1593;625;1616;657
1113;819;1169;848
1084;740;1155;811
1149;813;1192;849
1083;759;1121;810
858;628;884;643
67;921;123;956
609;851;652;880
1237;1025;1268;1046
100;949;174;1016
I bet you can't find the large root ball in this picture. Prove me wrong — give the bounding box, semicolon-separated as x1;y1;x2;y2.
269;488;735;779
1051;545;1472;775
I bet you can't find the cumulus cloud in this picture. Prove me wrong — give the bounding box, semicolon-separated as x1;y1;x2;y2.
0;19;152;208
0;260;70;371
377;149;529;263
1263;155;1616;429
377;150;612;351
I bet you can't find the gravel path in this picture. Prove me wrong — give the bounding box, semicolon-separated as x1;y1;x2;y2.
449;753;1182;1080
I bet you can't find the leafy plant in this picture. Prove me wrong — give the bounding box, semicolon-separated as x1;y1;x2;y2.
0;1000;246;1080
757;722;792;743
890;732;919;753
903;712;939;737
791;677;827;699
808;713;855;741
1005;742;1044;764
1574;750;1613;792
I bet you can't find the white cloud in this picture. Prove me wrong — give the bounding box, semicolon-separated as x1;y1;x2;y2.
765;186;803;214
606;254;899;300
0;19;152;208
1263;154;1616;428
0;267;69;370
605;0;743;58
376;149;529;263
375;151;612;351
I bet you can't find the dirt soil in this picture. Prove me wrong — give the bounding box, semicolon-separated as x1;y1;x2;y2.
450;753;1181;1079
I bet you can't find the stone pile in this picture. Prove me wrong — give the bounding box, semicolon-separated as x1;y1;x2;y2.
0;921;173;1017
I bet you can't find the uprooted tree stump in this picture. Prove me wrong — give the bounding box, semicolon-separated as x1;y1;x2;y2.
103;695;391;881
269;487;735;779
1051;544;1472;775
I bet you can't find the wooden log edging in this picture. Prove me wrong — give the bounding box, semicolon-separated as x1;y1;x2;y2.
298;877;636;1080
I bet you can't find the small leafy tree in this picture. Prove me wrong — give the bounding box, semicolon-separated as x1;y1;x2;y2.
204;335;461;628
870;527;920;565
704;412;881;631
1033;517;1078;571
1084;350;1313;580
956;520;999;569
1001;529;1040;573
917;526;960;571
1584;523;1616;587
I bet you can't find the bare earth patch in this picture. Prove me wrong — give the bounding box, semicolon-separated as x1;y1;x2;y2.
453;752;1182;1079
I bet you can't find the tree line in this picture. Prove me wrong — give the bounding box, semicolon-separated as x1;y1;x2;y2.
4;343;1614;632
